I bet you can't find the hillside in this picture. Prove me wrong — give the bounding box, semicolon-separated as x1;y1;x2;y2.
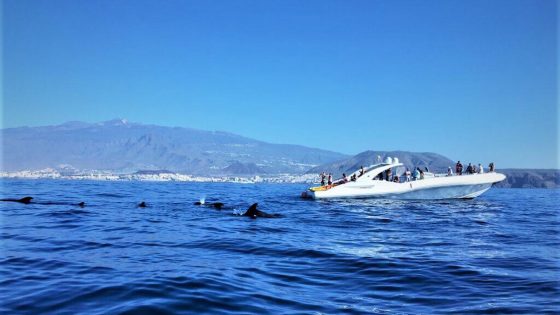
2;121;557;188
1;119;347;175
495;169;559;188
307;150;455;177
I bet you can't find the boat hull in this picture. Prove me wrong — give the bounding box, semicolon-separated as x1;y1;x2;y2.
305;173;505;200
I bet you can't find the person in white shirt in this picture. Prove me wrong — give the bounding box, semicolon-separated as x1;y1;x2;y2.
447;167;453;176
405;168;412;182
478;163;484;174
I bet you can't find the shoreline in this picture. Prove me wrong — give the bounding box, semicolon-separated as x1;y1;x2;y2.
1;169;558;188
0;169;317;184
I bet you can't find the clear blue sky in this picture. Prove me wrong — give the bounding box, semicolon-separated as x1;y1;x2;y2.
2;0;558;168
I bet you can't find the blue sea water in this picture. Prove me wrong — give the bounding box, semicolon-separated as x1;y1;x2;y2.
1;179;559;314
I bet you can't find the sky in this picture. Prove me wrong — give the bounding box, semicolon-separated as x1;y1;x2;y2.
2;0;558;168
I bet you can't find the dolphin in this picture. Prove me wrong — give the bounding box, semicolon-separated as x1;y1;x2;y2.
0;196;33;204
194;201;225;210
0;197;86;207
36;201;86;207
210;202;224;209
242;203;281;219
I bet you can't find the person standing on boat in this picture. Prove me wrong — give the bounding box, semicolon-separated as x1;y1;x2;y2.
320;173;326;186
327;173;333;185
359;166;365;177
447;167;453;176
478;164;484;174
456;161;463;175
489;162;495;172
413;168;420;180
466;163;473;174
419;168;425;180
405;168;411;182
385;168;392;181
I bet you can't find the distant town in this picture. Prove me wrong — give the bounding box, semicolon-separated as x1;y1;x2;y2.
2;167;558;189
0;168;318;184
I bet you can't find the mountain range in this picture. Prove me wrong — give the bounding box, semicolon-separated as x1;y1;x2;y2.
495;169;559;189
1;120;557;188
1;119;347;175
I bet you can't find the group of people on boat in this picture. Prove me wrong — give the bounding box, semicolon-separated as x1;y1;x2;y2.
318;161;497;187
452;161;495;176
319;166;366;186
319;172;333;186
389;167;429;182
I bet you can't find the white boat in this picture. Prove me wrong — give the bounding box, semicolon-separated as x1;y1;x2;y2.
302;157;506;200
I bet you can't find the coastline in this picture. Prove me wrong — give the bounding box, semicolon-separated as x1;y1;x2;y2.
0;169;317;184
1;168;558;188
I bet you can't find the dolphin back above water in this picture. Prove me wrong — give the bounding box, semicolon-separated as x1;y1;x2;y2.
0;196;33;204
242;203;281;219
194;201;225;210
0;196;85;207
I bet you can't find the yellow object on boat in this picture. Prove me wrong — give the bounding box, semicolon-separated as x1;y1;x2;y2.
309;185;333;191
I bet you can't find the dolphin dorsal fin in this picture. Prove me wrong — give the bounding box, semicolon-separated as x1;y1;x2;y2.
244;203;258;217
19;197;33;204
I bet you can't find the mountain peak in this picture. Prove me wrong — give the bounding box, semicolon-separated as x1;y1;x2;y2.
99;118;130;126
52;119;131;130
58;121;92;129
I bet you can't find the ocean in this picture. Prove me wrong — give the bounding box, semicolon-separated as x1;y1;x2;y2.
1;179;559;314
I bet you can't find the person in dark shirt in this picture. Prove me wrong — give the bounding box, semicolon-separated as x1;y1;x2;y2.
456;161;463;175
385;168;392;181
466;163;473;174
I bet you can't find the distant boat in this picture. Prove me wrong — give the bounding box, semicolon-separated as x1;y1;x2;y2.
302;157;506;200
